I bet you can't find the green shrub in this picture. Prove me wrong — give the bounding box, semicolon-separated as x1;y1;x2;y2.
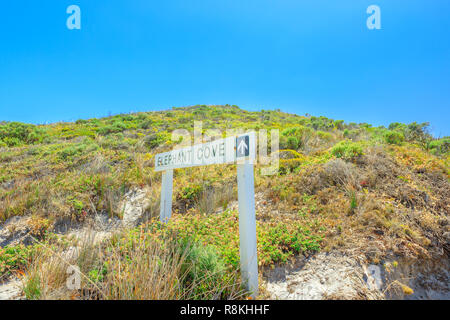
139;119;153;129
58;140;99;161
404;122;432;144
179;184;203;201
287;136;300;150
334;120;345;130
98;133;124;149
384;130;404;145
331;140;363;160
280;126;311;149
97;121;127;135
309;116;335;131
143;133;167;149
258;222;322;264
0;244;35;276
317;131;333;142
147;210;322;269
343;129;361;140
179;239;231;299
429;138;450;155
389;122;432;147
282;127;301;137
279;158;304;175
0;122;48;146
88;267;107;283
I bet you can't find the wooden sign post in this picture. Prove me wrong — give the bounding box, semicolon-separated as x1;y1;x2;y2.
154;132;258;296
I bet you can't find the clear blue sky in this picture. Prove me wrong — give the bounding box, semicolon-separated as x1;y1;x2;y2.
0;1;449;136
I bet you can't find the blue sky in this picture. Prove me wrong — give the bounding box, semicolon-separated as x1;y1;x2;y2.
0;1;449;136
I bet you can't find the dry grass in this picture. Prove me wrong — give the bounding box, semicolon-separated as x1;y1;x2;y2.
196;183;236;215
21;228;246;300
322;159;357;190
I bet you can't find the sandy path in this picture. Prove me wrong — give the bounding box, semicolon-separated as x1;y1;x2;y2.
0;279;23;300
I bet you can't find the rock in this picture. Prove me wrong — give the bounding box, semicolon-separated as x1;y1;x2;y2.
364;265;383;290
120;188;151;227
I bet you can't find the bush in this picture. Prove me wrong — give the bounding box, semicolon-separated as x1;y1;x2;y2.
404;122;431;144
258;222;322;264
287;136;300;150
334;120;345;130
149;210;322;268
309;116;335;131
280;126;311;149
322;159;356;187
97;121;127;135
279;158;304;175
388;122;432;147
179;184;203;201
384;130;404;145
0;244;35;277
282;127;301;137
139;119;153;129
429;138;450;155
344;129;363;140
317;131;333;142
58;140;99;161
331;140;363;160
143;133;167;149
0;122;48;146
180;239;233;299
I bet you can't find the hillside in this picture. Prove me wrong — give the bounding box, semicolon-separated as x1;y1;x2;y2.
0;105;449;300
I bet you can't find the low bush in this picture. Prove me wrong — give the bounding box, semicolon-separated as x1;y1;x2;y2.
287;136;300;150
331;140;363;160
0;244;36;278
148;210;322;268
279;158;304;175
97;121;127;135
58;140;99;161
0;122;48;147
179;239;239;299
429;138;449;155
384;130;404;145
322;159;356;187
143;133;167;149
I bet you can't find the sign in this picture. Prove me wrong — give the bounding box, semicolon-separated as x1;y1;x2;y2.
154;132;256;171
154;132;259;296
236;135;250;158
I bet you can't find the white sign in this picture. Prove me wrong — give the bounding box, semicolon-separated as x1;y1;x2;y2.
154;132;259;296
154;132;256;171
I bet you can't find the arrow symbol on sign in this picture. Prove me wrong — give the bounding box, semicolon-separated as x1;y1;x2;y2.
237;139;248;155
